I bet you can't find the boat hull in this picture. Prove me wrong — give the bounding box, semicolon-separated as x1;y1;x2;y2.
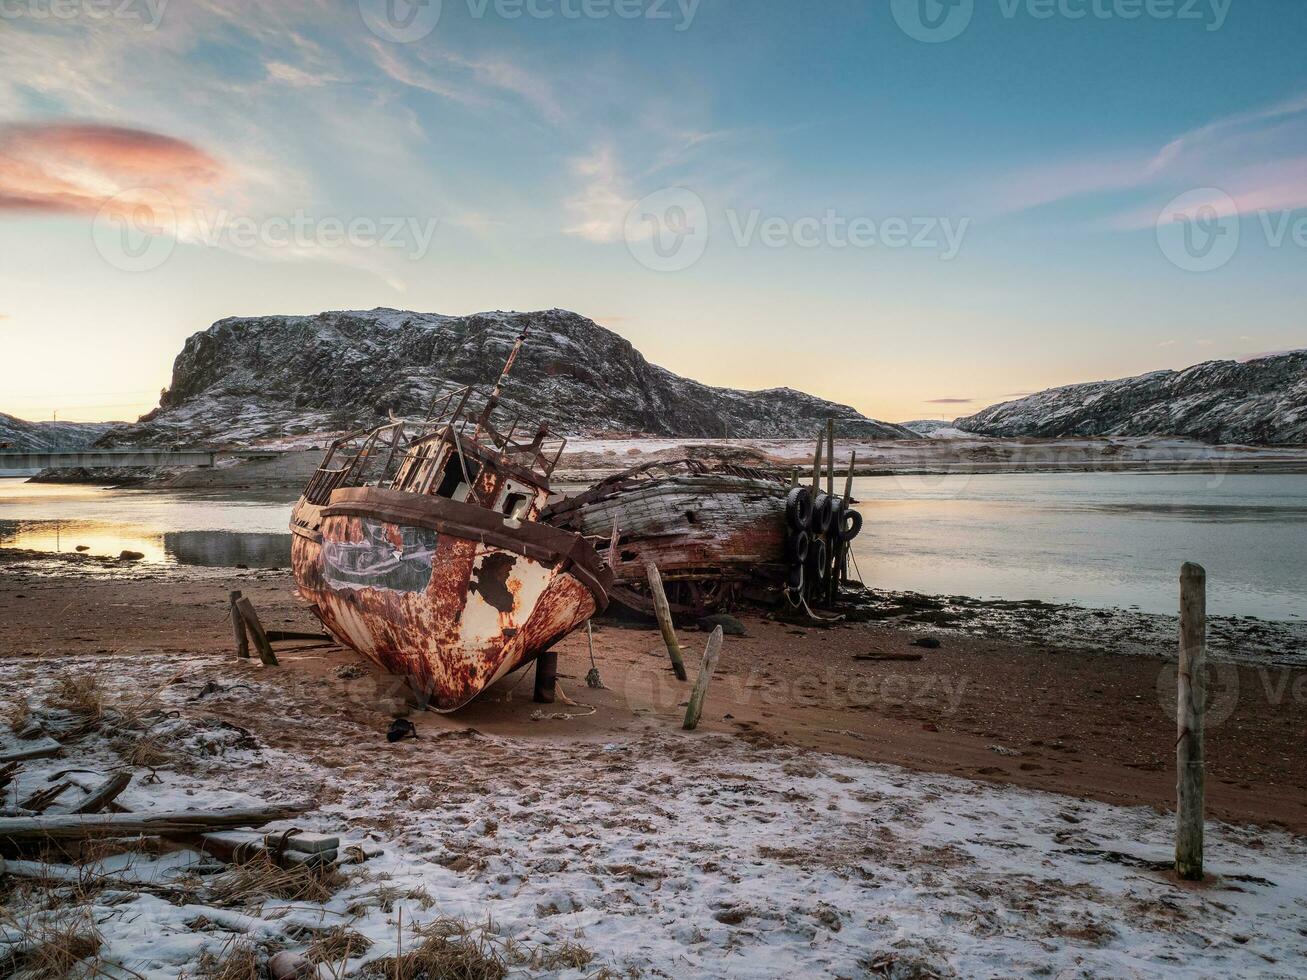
291;487;610;711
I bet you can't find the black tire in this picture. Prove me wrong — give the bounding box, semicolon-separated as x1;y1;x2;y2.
785;487;813;530
786;564;804;591
837;508;863;542
810;492;833;534
786;528;811;565
806;536;828;581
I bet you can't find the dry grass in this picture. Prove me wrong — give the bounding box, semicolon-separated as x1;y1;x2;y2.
188;937;261;980
1;906;103;979
4;696;32;732
531;940;595;971
51;673;106;724
309;925;373;966
110;731;177;768
364;918;509;980
206;852;346;908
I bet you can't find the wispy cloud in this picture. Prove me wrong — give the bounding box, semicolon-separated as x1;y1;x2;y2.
563;146;633;243
985;90;1307;222
925;397;974;405
0;123;227;214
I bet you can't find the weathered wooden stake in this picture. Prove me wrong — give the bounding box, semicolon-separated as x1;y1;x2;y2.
230;590;249;659
645;562;688;681
1176;561;1207;882
811;429;824;490
533;651;558;704
683;627;725;731
790;467;799;489
843;450;857;505
235;597;279;667
826;418;835;498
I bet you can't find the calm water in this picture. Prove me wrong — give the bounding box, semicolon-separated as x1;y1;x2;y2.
1;474;1304;619
849;473;1307;620
0;481;296;569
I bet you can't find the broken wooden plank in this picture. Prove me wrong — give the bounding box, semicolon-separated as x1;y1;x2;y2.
852;652;924;663
0;737;62;763
264;630;334;643
0;761;18;791
0;803;310;843
19;781;71;814
70;772;132;815
645;563;688;682
236;597;279;667
683;627;724;732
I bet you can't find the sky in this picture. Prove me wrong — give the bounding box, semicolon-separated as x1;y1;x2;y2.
0;0;1304;425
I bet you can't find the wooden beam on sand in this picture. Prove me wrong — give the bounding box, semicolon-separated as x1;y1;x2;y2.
1176;561;1207;882
230;590;250;659
235;597;279;667
0;803;310;843
645;563;688;682
0;737;62;763
683;627;724;731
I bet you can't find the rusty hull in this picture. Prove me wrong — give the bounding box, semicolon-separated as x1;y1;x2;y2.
291;489;609;712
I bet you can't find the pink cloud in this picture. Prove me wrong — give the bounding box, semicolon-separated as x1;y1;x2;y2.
0;123;227;216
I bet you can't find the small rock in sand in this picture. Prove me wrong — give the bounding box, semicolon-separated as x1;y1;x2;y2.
119;550;145;561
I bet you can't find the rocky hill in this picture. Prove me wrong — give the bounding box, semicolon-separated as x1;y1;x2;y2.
103;308;916;447
0;412;118;452
955;352;1307;446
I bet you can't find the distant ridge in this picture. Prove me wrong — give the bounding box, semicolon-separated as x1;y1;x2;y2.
102;308;918;447
0;412;118;452
955;351;1307;446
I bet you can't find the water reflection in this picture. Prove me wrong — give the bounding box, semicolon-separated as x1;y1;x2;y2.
0;518;290;569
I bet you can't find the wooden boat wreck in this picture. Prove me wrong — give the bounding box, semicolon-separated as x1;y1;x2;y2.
543;457;862;616
289;339;613;712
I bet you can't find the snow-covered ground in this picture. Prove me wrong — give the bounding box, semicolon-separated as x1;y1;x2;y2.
2;655;1307;977
4;653;1306;978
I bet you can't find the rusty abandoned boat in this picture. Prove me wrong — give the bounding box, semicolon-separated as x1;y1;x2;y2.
289;334;613;711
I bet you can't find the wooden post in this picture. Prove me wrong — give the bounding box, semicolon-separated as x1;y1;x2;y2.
230;590;249;659
790;467;799;489
826;418;835;498
235;597;279;667
811;429;824;491
533;651;558;704
843;450;857;506
645;563;688;681
683;627;724;731
1176;561;1207;882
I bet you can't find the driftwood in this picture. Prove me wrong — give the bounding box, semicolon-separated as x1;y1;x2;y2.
0;803;309;843
0;737;62;763
198;830;338;868
645;563;688;681
70;772;132;815
265;630;334;643
19;782;71;814
0;761;18;791
683;627;724;731
235;597;279;667
853;652;924;663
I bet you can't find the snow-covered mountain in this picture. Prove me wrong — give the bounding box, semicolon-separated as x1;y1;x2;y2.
900;419;975;438
955;351;1307;445
103;309;916;447
0;412;118;452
